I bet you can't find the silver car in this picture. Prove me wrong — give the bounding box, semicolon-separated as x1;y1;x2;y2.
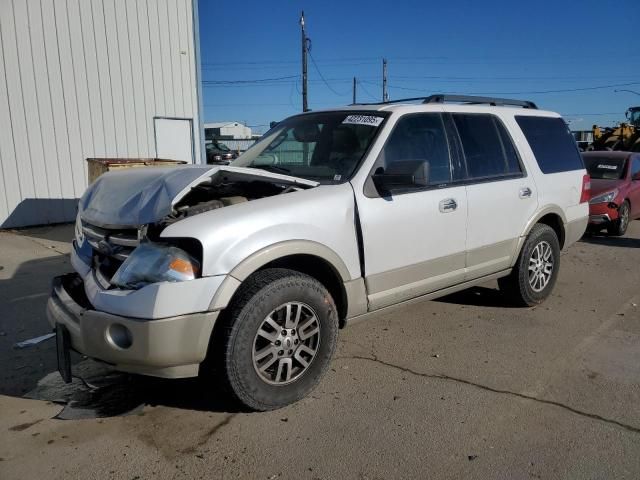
48;95;589;410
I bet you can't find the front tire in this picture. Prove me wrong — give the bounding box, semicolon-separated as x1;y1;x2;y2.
213;268;338;411
607;200;630;236
499;224;561;307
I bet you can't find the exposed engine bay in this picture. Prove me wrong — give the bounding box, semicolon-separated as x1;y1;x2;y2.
77;167;318;285
79;165;319;230
166;178;304;224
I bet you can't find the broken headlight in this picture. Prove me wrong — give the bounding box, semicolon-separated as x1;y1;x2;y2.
111;242;200;289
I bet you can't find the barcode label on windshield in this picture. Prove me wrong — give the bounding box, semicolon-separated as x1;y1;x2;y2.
343;115;384;127
597;164;618;170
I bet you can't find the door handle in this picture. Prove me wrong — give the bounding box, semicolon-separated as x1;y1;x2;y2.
439;198;458;213
519;187;532;199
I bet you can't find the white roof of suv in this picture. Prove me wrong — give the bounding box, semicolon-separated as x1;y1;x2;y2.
311;94;561;118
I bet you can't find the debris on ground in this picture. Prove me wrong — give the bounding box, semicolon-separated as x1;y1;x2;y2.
14;333;55;349
25;360;145;419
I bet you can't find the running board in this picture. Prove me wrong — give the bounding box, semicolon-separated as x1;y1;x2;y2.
345;269;512;327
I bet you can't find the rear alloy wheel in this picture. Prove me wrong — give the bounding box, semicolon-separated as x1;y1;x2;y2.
213;268;338;411
607;200;630;237
499;223;560;307
527;241;554;293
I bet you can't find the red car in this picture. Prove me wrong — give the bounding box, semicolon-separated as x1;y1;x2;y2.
582;151;640;236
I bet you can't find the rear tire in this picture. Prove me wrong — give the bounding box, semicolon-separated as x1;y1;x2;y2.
607;200;630;237
210;268;338;411
498;224;560;307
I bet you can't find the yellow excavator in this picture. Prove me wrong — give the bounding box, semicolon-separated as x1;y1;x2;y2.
591;107;640;152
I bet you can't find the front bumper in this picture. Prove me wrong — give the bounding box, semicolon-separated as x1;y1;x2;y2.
47;274;219;378
589;203;618;225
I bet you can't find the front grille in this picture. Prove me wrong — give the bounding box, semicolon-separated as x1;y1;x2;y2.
82;222;140;261
82;221;140;285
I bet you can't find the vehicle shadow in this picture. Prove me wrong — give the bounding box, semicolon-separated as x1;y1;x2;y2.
580;233;640;249
1;254;72;398
1;227;246;418
24;360;247;419
434;285;519;309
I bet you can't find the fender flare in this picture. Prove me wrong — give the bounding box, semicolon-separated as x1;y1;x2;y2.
511;205;567;267
208;240;352;311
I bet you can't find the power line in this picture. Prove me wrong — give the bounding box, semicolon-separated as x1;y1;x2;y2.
357;80;378;101
202;75;298;85
199;52;640;67
201;75;639;87
388;74;640;82
562;112;622;116
362;80;640;96
308;50;349;97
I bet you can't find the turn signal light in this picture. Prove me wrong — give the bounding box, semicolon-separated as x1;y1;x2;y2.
169;257;199;276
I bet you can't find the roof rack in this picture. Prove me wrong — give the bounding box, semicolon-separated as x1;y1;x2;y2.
424;94;537;109
352;94;537;109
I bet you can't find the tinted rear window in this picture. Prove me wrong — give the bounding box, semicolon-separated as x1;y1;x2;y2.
515;116;584;174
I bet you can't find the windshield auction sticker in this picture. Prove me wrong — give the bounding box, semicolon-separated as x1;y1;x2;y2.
342;115;384;127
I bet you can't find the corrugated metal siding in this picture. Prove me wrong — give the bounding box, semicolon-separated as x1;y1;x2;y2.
0;0;202;228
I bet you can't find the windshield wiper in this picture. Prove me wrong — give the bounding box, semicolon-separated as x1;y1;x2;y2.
250;165;291;174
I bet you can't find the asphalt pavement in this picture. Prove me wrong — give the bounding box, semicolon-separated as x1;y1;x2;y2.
1;222;640;479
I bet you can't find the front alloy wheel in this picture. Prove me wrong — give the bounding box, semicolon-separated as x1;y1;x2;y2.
212;268;338;411
608;200;630;236
252;302;321;385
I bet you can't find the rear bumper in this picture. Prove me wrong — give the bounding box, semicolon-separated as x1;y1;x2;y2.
47;274;219;378
564;215;589;250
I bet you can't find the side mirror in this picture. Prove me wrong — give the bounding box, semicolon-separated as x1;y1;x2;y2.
372;160;430;193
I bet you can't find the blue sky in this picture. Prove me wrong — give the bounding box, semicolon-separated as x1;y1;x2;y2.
198;0;640;133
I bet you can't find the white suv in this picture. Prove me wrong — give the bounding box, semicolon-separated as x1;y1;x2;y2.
48;95;589;410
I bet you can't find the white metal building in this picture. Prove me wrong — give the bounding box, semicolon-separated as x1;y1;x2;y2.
204;122;253;140
0;0;204;228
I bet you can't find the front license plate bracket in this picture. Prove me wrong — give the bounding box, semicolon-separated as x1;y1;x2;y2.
56;324;72;384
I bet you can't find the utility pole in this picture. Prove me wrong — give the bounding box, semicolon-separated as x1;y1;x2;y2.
382;58;389;102
353;77;357;104
300;11;309;112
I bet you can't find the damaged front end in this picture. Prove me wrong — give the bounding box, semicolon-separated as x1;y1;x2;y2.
76;165;318;289
49;165;320;380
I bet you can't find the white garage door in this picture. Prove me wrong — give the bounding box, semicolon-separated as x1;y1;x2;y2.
154;117;194;163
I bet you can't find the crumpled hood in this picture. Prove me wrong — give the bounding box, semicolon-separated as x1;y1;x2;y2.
79;166;214;227
79;165;319;228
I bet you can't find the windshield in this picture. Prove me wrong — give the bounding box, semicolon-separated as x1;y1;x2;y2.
629;109;640;127
233;111;386;182
584;156;627;180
